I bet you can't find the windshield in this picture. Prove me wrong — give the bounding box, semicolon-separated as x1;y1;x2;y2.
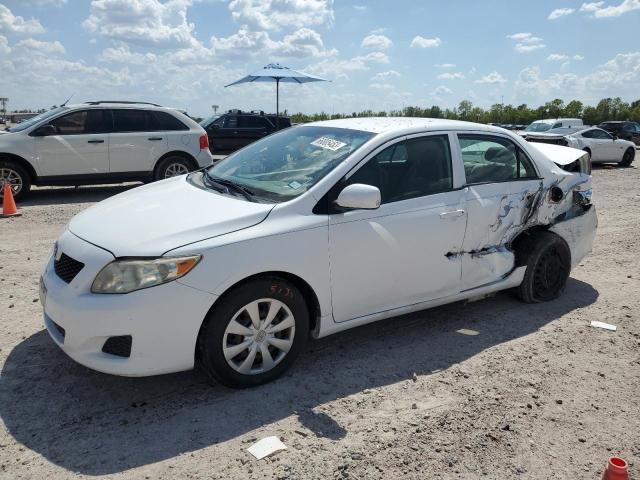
200;115;220;128
8;107;68;133
524;122;552;133
206;125;375;202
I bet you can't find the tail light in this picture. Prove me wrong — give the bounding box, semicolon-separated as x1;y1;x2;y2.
199;134;209;150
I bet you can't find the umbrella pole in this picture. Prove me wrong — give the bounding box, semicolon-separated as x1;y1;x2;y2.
276;78;280;129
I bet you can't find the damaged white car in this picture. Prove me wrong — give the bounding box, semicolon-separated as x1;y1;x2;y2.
40;118;597;388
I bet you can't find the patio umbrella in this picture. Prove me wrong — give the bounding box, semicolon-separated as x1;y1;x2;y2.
224;63;329;127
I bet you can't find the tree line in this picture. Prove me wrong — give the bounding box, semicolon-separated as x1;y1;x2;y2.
288;97;640;126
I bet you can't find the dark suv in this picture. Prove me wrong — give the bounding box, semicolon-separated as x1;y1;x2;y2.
200;110;291;152
598;121;640;146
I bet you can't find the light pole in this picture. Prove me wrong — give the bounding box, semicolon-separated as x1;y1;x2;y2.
0;97;8;118
211;104;219;115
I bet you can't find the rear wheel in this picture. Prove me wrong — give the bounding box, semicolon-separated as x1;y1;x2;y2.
198;277;309;388
0;159;31;201
619;148;635;167
154;155;194;181
515;231;571;303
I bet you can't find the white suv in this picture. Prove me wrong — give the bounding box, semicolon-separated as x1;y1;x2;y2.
0;101;213;199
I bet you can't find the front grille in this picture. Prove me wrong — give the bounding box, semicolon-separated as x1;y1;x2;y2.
102;335;132;358
54;253;85;283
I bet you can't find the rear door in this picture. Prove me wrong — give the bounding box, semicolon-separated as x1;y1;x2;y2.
217;115;240;150
34;109;110;177
109;109;168;173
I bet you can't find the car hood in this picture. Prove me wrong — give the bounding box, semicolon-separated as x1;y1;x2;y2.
527;142;586;166
69;175;275;257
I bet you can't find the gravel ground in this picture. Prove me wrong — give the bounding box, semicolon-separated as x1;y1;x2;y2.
0;164;639;480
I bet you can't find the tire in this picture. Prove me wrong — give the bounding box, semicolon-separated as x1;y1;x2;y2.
154;155;194;181
619;148;635;167
198;277;309;388
582;148;591;160
0;159;31;201
515;231;571;303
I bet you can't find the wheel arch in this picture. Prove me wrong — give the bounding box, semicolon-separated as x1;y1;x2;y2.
194;270;322;362
153;150;199;177
510;225;562;267
0;152;38;183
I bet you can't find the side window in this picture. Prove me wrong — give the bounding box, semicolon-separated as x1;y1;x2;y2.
112;109;151;132
50;110;87;135
459;134;536;184
223;116;238;128
86;109;110;134
552;122;562;129
591;129;611;139
151;111;189;131
346;135;453;204
581;130;595;138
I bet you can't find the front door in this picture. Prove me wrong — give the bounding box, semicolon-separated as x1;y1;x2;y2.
35;109;109;177
328;133;467;322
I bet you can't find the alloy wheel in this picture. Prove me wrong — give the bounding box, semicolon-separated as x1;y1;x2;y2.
164;162;189;178
222;298;295;375
0;168;23;196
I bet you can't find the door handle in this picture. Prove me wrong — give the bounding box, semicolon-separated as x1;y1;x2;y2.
87;139;104;144
439;209;465;219
148;137;163;141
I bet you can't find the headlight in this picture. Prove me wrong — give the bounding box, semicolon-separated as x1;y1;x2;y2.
91;255;201;294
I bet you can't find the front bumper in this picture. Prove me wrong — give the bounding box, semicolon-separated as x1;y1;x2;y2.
41;229;216;376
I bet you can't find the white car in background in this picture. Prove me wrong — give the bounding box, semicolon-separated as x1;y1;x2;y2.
522;126;635;167
40;118;597;388
0;101;213;199
520;118;584;135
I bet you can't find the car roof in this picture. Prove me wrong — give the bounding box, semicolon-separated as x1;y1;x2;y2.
66;102;179;111
304;117;511;135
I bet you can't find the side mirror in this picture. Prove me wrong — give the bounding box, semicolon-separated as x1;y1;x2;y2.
612;134;618;141
210;124;221;130
32;124;57;137
335;184;381;210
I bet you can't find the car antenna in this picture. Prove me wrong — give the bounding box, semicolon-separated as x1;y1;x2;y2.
60;92;76;107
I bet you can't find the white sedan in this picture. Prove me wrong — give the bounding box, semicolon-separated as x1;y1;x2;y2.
522;126;635;167
40;118;597;388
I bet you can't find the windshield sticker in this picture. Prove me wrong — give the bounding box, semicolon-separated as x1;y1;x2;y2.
288;181;302;190
310;137;347;151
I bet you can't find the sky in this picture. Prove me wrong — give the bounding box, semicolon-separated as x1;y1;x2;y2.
0;0;638;118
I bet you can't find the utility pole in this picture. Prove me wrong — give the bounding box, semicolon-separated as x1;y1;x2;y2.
0;97;8;118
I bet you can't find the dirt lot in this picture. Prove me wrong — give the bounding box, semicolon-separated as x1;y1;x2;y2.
1;164;639;480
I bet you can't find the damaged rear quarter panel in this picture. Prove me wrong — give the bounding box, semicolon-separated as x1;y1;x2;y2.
457;141;595;289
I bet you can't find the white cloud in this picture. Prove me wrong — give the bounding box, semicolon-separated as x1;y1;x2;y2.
15;38;65;55
211;27;337;59
435;63;456;69
0;34;10;54
580;1;605;12
475;71;507;84
410;35;441;48
372;70;400;80
547;53;570;61
0;4;45;35
573;54;585;60
228;0;334;31
507;32;542;43
437;72;465;80
353;5;367;11
548;7;575;19
508;32;545;53
515;43;546;53
306;51;389;77
99;44;158;64
5;0;67;5
361;34;392;50
83;0;199;49
433;85;452;95
369;82;393;90
588;0;640;17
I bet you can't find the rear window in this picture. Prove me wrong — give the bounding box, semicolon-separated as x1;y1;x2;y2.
151;111;189;131
112;109;151;132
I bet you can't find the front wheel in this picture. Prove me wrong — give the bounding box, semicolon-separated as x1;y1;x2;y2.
198;278;309;388
0;159;31;201
619;148;635;167
515;231;571;303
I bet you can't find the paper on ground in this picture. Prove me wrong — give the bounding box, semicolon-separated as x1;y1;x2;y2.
247;436;287;460
590;321;617;331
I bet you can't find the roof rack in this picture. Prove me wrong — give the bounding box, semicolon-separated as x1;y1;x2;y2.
85;101;163;107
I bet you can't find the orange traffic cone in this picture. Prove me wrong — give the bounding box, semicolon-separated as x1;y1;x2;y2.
602;457;629;480
1;180;21;218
